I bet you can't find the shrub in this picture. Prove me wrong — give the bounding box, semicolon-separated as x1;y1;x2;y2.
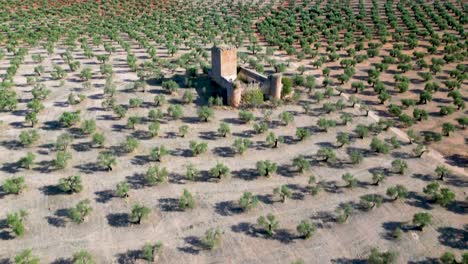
370;137;390;154
342;173;357;188
59;111;80;127
185;163;200;181
295;128;310;141
336;204;353;223
126;116;141;129
113;105;127;119
142;242;163;262
189;141;208;156
19;130;39;146
129;204;151;224
148;109;164;122
197;106;214;122
55;133;73;151
92;133;105;147
14;249;39;264
256;160;278;177
115;181;130;198
58;175;83;194
360;194;383;210
182;91;195;104
210;162;230;179
391;159;408;174
68;199;92;224
266;132;284;148
239;192;259;211
6;210;27;237
367;248;398;264
54;151;72;170
162;80;179;93
81;119;96;135
217;122;231;137
201;228;223;250
412;212;431;231
253;122;268;134
242;88;264;107
148;122;160;138
19;152;35;169
145;165;168;185
72;250;95;264
150;146;169;162
179;189;195;210
316;147;337;164
178;125;189;137
239;110;255;123
98;152;116;171
278;111;294;125
233;138;251;155
274;185;292;203
297;220;316;239
281;77;293;97
386;185;408;201
257;213;279;236
349;150;363;165
317;118;336;132
167;105;183;119
121;136;139;153
292;155;310;173
3;176;26;195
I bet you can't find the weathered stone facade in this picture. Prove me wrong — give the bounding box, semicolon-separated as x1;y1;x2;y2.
209;46;283;107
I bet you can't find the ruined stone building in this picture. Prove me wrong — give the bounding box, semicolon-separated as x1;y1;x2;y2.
209;46;283;107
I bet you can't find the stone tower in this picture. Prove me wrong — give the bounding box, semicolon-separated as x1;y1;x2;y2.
211;46;237;82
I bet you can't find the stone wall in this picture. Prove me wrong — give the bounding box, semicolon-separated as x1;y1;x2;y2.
211;46;237;82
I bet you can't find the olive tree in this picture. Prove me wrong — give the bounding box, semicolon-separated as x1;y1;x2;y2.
239;192;259;212
257;213;279;237
68;199;93;224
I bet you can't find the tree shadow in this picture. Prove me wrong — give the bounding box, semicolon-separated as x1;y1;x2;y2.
231;222;258;237
330;258;365;264
71;142;92;152
310;210;336;229
411;173;433;182
46;208;69;228
274;228;296;244
33;160;54;173
257;194;274;205
95;190;114;203
231;168;258;181
437;226;468;249
106;213;129;227
131;155;151;166
158;198;182;212
74;162;102;174
405;191;433;210
39;185;64;196
407;258;439;264
198;131;219;141
0;258;12;264
214;200;242;216
381;221;407;241
115;249;141;264
41;120;62;130
170;148;192;158
125;173;146;189
177;236;203;255
211;146;235;158
0;161;20;173
276;164;296;177
0;140;22;150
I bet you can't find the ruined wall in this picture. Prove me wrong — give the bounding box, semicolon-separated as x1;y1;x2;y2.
211;46;237;82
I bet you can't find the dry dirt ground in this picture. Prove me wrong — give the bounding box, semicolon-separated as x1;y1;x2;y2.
0;32;467;263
